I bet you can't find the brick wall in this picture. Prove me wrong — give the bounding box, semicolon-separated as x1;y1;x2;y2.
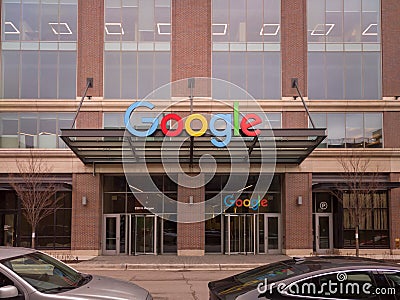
71;174;102;250
281;0;307;97
77;0;104;97
389;173;400;250
76;111;102;129
177;174;205;252
171;0;211;82
382;0;400;97
282;173;313;251
383;112;400;148
282;111;308;128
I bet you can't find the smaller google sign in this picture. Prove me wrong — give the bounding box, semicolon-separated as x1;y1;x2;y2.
124;101;264;147
224;194;268;211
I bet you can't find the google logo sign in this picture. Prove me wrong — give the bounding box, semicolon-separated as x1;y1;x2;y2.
224;195;268;211
124;101;264;148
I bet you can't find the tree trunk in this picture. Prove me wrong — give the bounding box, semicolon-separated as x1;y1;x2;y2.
355;225;359;257
31;226;36;249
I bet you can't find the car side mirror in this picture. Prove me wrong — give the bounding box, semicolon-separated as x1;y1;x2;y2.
0;285;18;298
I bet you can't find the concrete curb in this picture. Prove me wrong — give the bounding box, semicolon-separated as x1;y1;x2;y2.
71;263;266;271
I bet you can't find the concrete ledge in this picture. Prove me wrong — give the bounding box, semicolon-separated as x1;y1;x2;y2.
283;249;313;257
73;263;267;271
177;250;205;256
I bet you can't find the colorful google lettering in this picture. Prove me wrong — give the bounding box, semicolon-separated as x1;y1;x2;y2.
223;194;268;211
124;101;263;147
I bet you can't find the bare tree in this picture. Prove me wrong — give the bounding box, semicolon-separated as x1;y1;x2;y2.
332;150;381;257
9;150;63;248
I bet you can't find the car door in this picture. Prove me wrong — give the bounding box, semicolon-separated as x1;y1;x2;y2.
0;269;26;300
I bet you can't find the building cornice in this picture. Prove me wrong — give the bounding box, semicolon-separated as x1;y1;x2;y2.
1;99;400;112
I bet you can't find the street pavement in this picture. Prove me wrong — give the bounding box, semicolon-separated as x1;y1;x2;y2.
71;255;290;299
75;268;236;300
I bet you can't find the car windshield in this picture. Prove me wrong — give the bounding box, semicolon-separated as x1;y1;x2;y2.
234;259;317;285
1;252;88;294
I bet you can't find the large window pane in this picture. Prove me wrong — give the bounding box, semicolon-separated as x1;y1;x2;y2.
345;52;362;99
308;52;326;99
327;113;345;148
58;52;76;99
1;51;20;98
138;52;154;99
1;1;77;99
326;52;344;99
21;51;39;98
104;0;170;99
104;52;121;99
40;52;58;98
345;113;363;147
264;52;280;99
121;52;137;99
364;113;382;148
307;0;381;100
363;52;381;99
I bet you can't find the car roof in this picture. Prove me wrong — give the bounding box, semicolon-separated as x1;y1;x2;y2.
0;247;37;260
291;256;399;268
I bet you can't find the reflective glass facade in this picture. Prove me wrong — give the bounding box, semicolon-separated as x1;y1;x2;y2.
1;0;77;99
310;112;382;148
212;0;281;99
104;0;171;99
307;0;381;99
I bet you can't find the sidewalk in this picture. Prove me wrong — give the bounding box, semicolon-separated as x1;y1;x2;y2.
69;254;290;271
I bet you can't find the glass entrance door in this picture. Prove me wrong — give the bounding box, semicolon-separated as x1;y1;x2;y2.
0;214;16;246
130;215;156;255
258;214;281;254
225;214;255;254
315;213;333;253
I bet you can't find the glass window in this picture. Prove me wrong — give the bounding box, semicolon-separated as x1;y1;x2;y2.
290;271;377;298
345;113;363;147
0;112;74;149
307;0;381;100
343;192;388;248
104;0;171;99
1;0;78;99
327;113;345;148
212;0;281;100
364;113;382;148
310;112;382;148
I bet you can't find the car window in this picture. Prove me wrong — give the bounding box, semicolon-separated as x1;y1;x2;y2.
234;260;317;285
284;271;377;299
381;271;400;296
1;252;86;294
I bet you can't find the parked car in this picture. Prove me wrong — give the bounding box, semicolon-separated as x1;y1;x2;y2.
209;256;400;299
0;247;153;299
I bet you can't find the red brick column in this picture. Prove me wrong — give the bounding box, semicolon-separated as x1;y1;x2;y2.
382;1;400;97
171;0;211;82
177;174;205;256
389;173;400;252
75;111;102;129
71;174;102;253
281;0;307;97
77;0;104;97
282;173;313;255
283;111;308;129
383;112;400;148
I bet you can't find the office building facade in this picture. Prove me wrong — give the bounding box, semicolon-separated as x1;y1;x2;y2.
0;0;400;258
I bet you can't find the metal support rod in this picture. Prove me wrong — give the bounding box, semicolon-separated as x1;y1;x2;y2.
291;78;316;129
71;78;93;129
